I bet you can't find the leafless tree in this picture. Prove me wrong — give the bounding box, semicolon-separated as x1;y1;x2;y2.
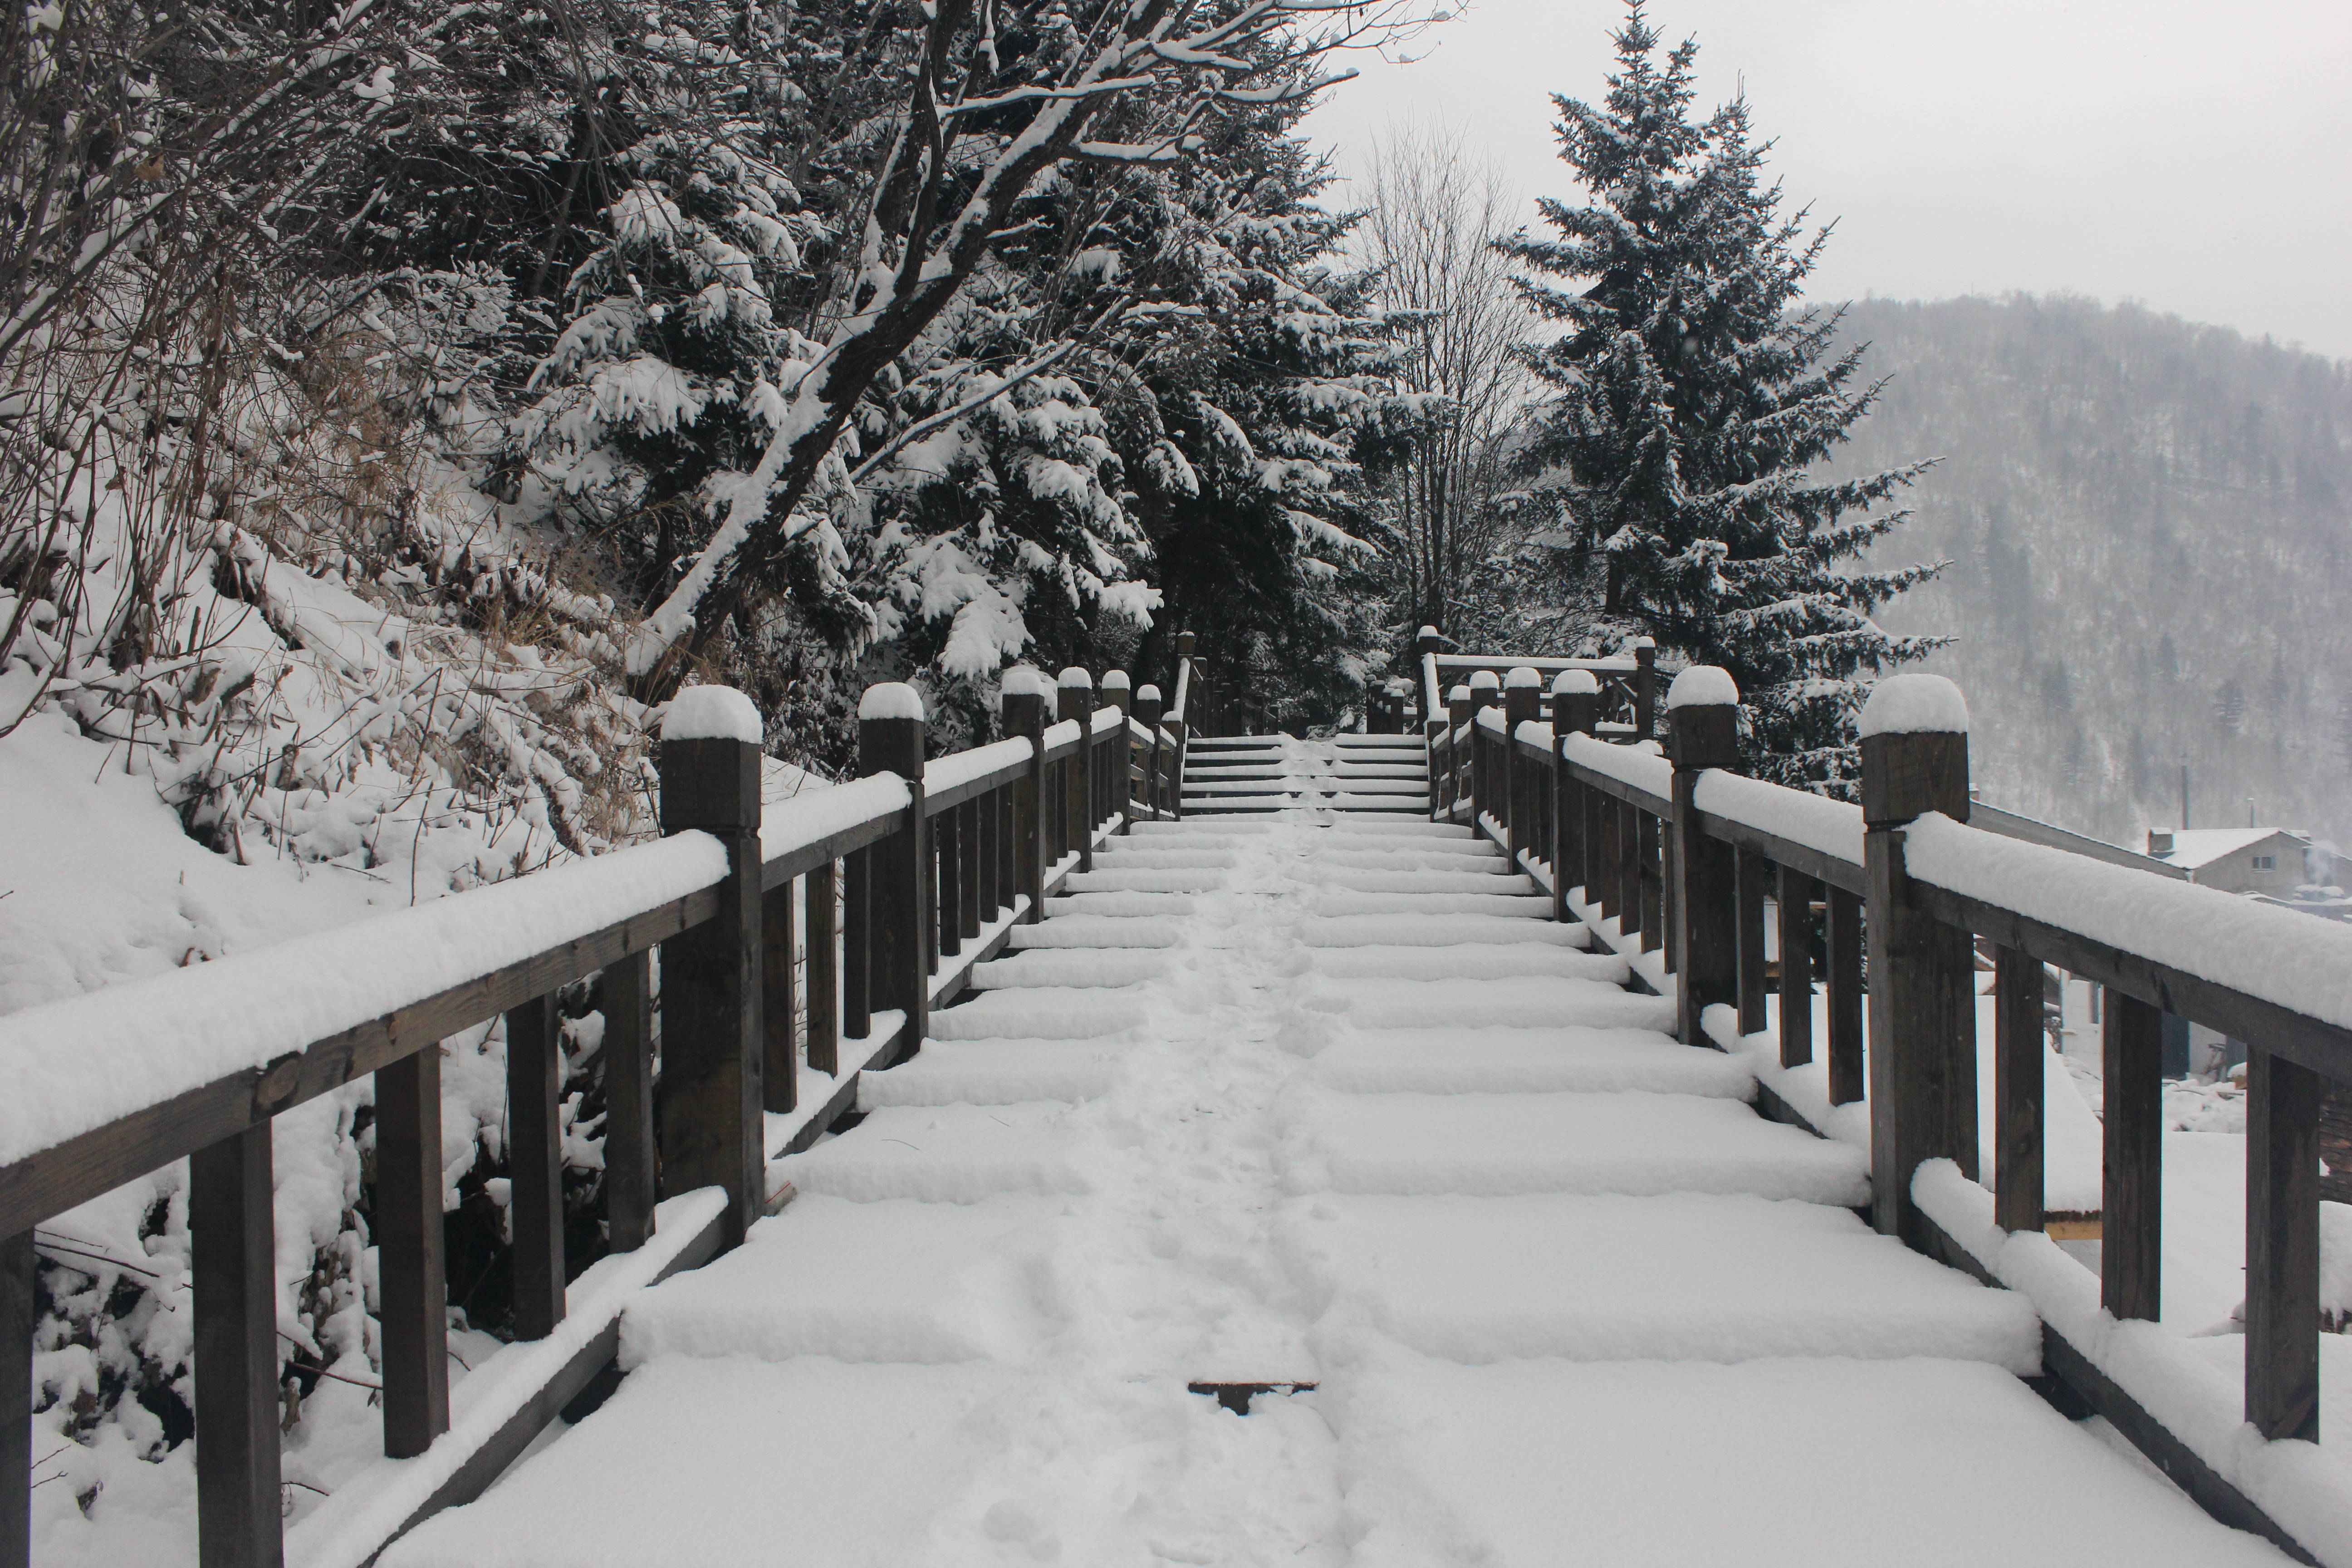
1356;116;1529;644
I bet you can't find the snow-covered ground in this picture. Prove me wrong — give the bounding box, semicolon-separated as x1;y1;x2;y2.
375;762;2290;1567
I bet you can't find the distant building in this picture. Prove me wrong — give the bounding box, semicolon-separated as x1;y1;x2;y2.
2146;827;2325;899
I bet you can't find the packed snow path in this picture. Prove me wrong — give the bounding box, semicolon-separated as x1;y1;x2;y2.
384;746;2290;1568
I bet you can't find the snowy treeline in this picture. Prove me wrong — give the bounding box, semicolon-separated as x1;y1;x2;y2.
1820;294;2352;852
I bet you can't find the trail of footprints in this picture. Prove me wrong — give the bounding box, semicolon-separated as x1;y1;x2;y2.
384;736;2278;1568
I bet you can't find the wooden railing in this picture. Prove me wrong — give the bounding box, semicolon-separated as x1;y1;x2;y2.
1429;655;2352;1563
0;652;1190;1568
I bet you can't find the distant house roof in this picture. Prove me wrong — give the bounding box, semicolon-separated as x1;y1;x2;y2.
2151;827;2306;870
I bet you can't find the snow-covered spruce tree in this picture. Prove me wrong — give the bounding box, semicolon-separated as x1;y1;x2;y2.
1506;2;1944;792
1106;103;1426;733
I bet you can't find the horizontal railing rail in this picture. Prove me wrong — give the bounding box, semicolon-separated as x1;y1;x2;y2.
1428;651;2352;1564
1;637;1198;1568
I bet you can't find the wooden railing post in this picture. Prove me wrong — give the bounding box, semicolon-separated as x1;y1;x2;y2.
1826;885;1865;1104
1444;686;1470;818
375;1041;448;1455
658;686;766;1249
1003;669;1048;921
604;950;658;1245
1666;668;1741;1046
191;1122;279;1568
505;994;564;1337
860;682;930;1060
1501;668;1541;867
1631;638;1657;740
1058;668;1094;871
1777;867;1818;1070
1135;685;1164;821
2;1229;27;1568
2103;992;2163;1319
2248;1046;2322;1440
1735;851;1770;1036
1858;674;1977;1244
1465;670;1499;826
1992;946;2045;1235
1103;670;1132;828
1551;671;1600;921
763;860;799;1112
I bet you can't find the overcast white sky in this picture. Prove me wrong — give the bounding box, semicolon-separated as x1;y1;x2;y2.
1298;0;2352;359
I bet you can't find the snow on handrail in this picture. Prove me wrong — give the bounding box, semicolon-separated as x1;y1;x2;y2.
1170;652;1193;721
1091;705;1124;736
0;833;733;1167
1420;649;1443;726
1474;706;1506;735
1435;653;1640;673
1904;811;2352;1036
1692;771;1864;867
1042;717;1082;753
919;738;1030;799
1562;732;1670;800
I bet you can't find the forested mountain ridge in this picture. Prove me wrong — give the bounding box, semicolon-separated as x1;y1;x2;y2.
1826;294;2352;857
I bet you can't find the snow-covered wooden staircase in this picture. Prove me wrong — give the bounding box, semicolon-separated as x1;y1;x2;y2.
1182;733;1428;815
374;812;2283;1568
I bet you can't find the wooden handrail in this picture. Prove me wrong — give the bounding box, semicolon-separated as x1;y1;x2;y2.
0;654;1166;1568
1428;654;2352;1560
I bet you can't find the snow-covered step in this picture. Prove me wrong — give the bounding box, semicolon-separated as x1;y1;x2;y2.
1307;1026;1750;1098
1297;944;1621;981
1312;777;1426;794
861;1039;1126;1106
1309;975;1657;1031
1063;867;1229;893
779;1103;1096;1201
1309;847;1505;872
620;1196;1065;1364
1327;1358;2284;1568
1300;913;1590;948
930;986;1151;1039
380;1359;1033;1566
1284;1089;1870;1205
1091;848;1242;867
1307;818;1470;838
1310;870;1536;895
973;949;1171;988
1007;916;1183;948
1312;891;1555;917
1132;818;1278;836
1320;797;1428;813
1185;804;1317;818
1186;778;1307;794
1044;891;1198;917
1287;1193;2038;1369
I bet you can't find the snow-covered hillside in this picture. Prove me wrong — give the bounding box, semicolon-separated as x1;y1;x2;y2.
1828;294;2352;852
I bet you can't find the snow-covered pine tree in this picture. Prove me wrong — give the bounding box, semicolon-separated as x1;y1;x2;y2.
1112;107;1426;733
1506;1;1944;792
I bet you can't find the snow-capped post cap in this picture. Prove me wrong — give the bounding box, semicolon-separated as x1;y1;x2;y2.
1000;665;1044;698
1418;624;1439;637
1858;674;1970;739
1626;636;1656;651
1101;669;1130;691
662;685;764;745
1552;670;1600;696
1666;666;1740;710
1448;685;1472;703
1467;670;1499;691
1505;666;1543;690
1057;666;1093;690
1136;684;1161;703
857;682;926;723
